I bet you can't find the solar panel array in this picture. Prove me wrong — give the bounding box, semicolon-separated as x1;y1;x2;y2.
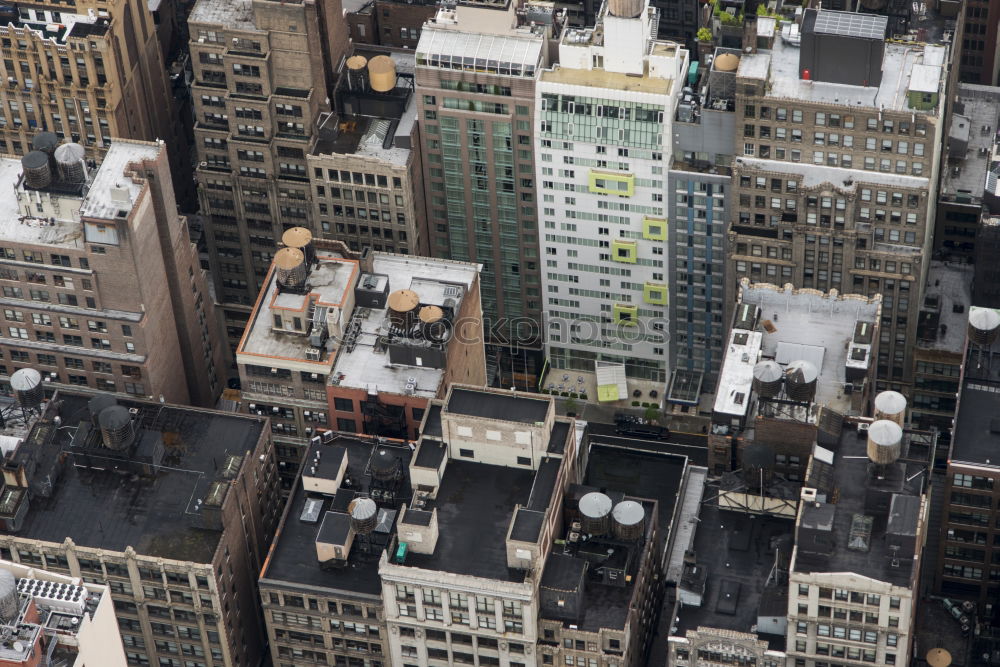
813;10;887;40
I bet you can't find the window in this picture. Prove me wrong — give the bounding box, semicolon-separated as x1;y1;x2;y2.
459;449;474;458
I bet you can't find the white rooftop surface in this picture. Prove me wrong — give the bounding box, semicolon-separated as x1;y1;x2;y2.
16;13;102;44
714;329;762;417
352;96;416;167
919;260;973;353
0;158;84;248
189;0;256;31
738;37;942;113
240;255;358;363
909;64;941;94
743;286;880;413
79;141;161;220
332;255;479;397
736;156;930;191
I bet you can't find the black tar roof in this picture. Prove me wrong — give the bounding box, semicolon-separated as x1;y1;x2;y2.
547;420;571;455
674;493;791;651
584;444;686;549
10;391;266;563
447;388;550;424
414;439;445;469
423;405;443;437
398;459;552;581
794;428;932;586
262;436;412;597
952;352;1000;465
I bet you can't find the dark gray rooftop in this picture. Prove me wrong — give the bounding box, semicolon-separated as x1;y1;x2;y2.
447;388;549;424
261;436;412;597
510;509;545;542
422;405;443;437
398;460;538;581
414;439;445;469
794;427;932;586
547;420;571;455
941;85;1000;202
952;348;1000;465
673;494;791;651
8;391;266;563
584;444;686;549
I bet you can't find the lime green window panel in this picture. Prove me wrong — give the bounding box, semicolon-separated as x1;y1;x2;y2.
643;282;667;305
588;170;635;197
611;239;637;263
614;303;638;326
642;217;667;240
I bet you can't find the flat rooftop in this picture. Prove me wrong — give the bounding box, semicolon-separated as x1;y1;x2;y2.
238;254;358;365
673;494;791;651
10;391;266;563
941;84;1000;201
188;0;256;30
3;13;109;45
583;443;686;550
738;35;943;113
0;140;162;248
397;457;560;581
952;329;1000;465
331;254;480;398
80;141;161;221
261;435;412;596
446;387;550;423
916;261;972;354
735;156;930;192
794;427;933;586
540;63;673;95
741;284;881;414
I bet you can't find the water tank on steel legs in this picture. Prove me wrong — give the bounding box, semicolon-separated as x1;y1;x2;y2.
784;360;818;402
31;132;59;157
578;491;613;536
752;360;784;398
866;419;903;465
968;307;1000;346
54;142;88;183
88;394;118;425
21;151;52;189
10;368;44;409
873;391;907;427
0;570;18;622
98;405;135;451
608;0;644;18
349;497;378;535
611;500;645;541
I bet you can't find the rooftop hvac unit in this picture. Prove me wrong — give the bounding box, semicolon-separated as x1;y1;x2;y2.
129;407;139;416
305;348;321;361
272;406;280;413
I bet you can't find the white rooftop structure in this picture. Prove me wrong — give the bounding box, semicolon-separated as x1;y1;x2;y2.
80;141;161;220
416;24;544;77
738;37;944;113
331;255;480;398
0;140;162;248
741;284;881;414
735;157;930;191
714;329;763;418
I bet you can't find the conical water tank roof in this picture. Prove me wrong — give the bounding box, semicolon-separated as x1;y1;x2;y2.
867;419;903;465
579;491;613;536
785;360;819;402
969;307;1000;346
752;360;783;398
874;391;906;426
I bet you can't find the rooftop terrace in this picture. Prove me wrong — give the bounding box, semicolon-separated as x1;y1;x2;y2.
6;391;266;563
